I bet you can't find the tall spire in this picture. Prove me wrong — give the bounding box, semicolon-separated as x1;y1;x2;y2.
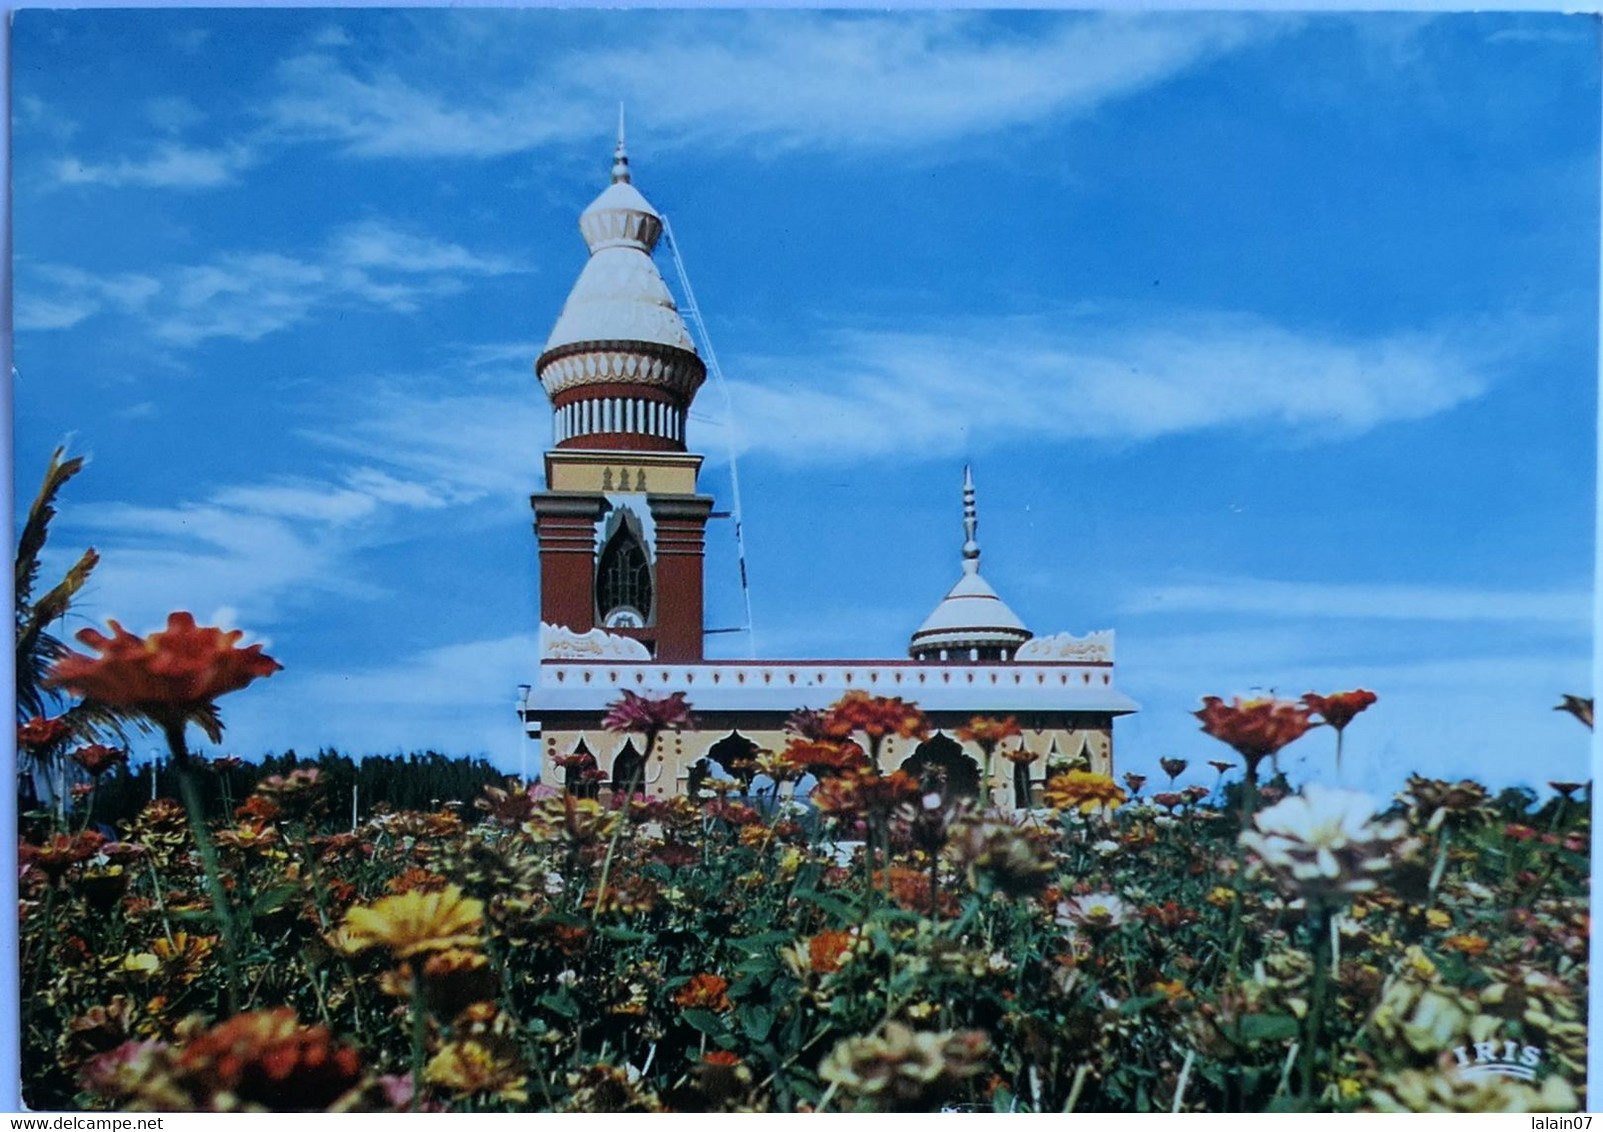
961;464;980;574
611;103;630;184
908;464;1032;661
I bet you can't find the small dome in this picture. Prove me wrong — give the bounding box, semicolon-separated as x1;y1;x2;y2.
910;570;1033;656
909;467;1033;661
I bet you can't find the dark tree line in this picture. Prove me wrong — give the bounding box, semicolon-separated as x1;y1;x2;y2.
65;749;511;833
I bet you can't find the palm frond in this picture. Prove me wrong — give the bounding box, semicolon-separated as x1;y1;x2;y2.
15;446;86;613
61;701;155;749
15;548;99;722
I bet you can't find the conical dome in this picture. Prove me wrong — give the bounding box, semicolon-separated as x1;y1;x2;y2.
538;126;706;452
910;467;1033;662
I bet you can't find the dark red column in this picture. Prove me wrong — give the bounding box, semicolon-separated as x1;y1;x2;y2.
531;494;608;634
649;495;714;662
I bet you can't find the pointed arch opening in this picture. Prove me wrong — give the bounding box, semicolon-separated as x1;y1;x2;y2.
597;519;652;629
610;738;646;796
707;731;759;790
563;737;599;799
900;733;981;799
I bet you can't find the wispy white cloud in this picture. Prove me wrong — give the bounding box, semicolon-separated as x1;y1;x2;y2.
19;220;524;345
695;310;1509;464
217;634;538;764
303;387;548;502
144;96;207;135
54;142;256;190
60;463;460;632
258;12;1280;160
14;94;78;143
13;263;160;331
1123;577;1592;626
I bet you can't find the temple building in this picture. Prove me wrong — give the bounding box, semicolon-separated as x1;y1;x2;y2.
516;135;1137;806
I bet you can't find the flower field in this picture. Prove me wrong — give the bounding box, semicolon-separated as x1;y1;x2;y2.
17;650;1591;1111
13;451;1592;1113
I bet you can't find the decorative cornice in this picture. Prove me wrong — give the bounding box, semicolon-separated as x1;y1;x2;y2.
538;340;706;400
540;622;653;661
1015;630;1115;664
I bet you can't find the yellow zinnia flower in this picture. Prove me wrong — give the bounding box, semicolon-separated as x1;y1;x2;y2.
1042;771;1127;816
340;884;485;959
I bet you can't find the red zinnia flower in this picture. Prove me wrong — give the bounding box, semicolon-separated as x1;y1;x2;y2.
71;744;127;777
18;715;73;750
1159;757;1188;783
1122;773;1147;795
1301;690;1378;732
46;613;281;741
1194;697;1318;772
601;690;694;735
674;974;732;1012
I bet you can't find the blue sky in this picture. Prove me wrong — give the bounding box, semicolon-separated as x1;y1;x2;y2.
11;9;1598;797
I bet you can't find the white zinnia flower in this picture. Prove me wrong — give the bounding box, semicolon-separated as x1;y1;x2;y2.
1239;785;1408;903
1054;892;1133;932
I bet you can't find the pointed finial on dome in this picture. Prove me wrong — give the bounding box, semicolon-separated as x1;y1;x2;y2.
611;103;630;184
961;464;980;574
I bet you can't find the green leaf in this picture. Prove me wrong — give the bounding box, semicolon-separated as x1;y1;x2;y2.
733;954;781;980
251;885;302;915
538;990;580;1019
681;1008;726;1036
796;888;860;922
730;930;794;953
1117;993;1168;1016
598;925;651;943
738;1003;774;1042
1235;1013;1300;1044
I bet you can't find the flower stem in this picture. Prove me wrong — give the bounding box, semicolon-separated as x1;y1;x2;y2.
589;729;655;922
1301;905;1332;1108
164;719;244;1013
410;967;428;1112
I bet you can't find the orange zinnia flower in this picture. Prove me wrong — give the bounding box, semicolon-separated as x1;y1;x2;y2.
1194;696;1318;772
47;612;281;740
957;716;1022;750
174;1009;363;1112
674;973;732;1012
780;737;869;779
1301;690;1378;732
1443;934;1490;957
806;930;856;975
823;691;929;743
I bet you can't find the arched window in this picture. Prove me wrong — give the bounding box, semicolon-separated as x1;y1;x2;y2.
562;738;599;799
707;731;759;790
900;734;981;799
611;739;645;796
597;522;652;628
